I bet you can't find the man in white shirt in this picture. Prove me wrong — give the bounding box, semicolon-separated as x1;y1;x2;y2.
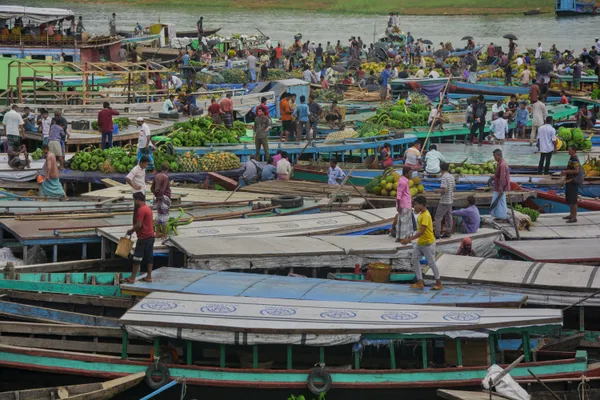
414;68;425;78
163;95;177;115
136;117;154;172
247;53;257;82
303;66;313;83
126;156;150;195
488;111;508;144
38;109;52;146
276;151;292;180
535;43;543;59
531;100;548;146
491;100;506;120
169;75;183;92
428;108;444;131
515;56;524;66
537;116;556;175
1;104;24;149
596;37;600;50
424;144;446;175
428;68;440;79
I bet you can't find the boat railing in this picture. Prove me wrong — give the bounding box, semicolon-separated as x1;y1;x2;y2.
0;33;76;47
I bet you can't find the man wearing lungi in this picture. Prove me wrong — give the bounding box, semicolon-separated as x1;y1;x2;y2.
394;167;415;242
490;149;510;222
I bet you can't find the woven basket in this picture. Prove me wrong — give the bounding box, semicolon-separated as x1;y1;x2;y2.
368;263;392;283
364;155;379;169
115;236;133;258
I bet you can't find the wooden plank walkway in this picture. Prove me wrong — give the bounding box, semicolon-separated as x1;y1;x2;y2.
165;229;501;271
496;238;600;264
84;186;273;202
429;254;600;292
120;267;526;307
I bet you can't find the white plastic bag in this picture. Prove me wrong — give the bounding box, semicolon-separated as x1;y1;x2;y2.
482;364;530;400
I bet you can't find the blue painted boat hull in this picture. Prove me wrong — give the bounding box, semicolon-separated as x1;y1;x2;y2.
451;81;530;96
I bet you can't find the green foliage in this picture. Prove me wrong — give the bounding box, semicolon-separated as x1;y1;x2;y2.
513;204;540;222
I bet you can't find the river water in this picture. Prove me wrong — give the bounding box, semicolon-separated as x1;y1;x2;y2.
17;0;600;53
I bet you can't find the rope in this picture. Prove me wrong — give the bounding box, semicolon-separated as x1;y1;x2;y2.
180;378;187;399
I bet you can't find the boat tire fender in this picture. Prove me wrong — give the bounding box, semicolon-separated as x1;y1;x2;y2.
271;195;304;209
307;366;332;395
145;362;171;389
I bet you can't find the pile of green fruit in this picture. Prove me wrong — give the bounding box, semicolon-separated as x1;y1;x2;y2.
513;204;540;222
199;151;241;172
177;152;203;172
450;160;496;175
365;102;430;129
91;117;131;132
171;117;245;147
592;88;600;100
69;147;127;172
357;122;387;138
153;144;180;173
220;69;248;84
312;89;343;103
557;127;591;151
365;170;424;197
30;148;43;161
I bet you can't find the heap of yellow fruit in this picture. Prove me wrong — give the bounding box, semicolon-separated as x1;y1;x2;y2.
365;171;425;197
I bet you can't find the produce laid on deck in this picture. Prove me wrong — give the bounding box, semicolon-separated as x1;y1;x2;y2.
582;157;600;177
171;117;247;146
324;128;358;141
449;160;497;175
30;148;43;161
365;101;432;129
91;117;131;131
513;204;540;222
557;127;592;151
591;89;600;100
365;169;425;197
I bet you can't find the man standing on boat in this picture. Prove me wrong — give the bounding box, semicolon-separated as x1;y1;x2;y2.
109;13;116;37
531;99;547;146
490;149;510;223
1;105;24;151
537;116;556;175
136;117;154;172
40;144;66;200
379;65;391;102
123;192;154;284
97;102;119;150
561;145;584;224
434;162;455;239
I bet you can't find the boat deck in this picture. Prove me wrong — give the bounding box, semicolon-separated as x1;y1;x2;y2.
165;229;502;271
120;267;526;307
494;211;600;239
495;238;600;264
429;254;600;292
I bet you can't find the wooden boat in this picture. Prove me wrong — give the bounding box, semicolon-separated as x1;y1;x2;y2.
556;0;599;16
450;80;531;96
0;291;591;394
175;27;221;38
0;372;145;400
495;238;600;264
438;388;600;400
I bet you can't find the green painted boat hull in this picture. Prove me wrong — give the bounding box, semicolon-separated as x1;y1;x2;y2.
0;348;589;389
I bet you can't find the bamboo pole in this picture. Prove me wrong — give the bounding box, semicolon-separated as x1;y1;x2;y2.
146;63;150;103
421;77;451;152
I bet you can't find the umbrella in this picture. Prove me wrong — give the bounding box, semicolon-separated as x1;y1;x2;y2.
433;49;450;59
535;59;553;74
461;36;474;41
331;65;346;73
503;34;518;40
422;39;433;45
375;47;389;61
207;39;220;46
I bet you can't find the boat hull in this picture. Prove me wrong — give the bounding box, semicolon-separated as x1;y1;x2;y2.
0;346;591;390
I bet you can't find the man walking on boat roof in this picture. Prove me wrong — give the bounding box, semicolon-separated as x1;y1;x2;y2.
97;102;119;150
490;149;510;223
123;192;154;284
109;13;116;37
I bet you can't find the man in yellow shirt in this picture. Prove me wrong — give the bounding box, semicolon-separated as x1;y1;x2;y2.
400;195;444;290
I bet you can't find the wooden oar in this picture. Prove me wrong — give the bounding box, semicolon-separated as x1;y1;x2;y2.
421;77;452;152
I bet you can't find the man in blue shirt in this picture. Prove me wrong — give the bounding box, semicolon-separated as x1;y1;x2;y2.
293;95;310;140
379;64;391;102
515;101;529;139
261;157;277;181
181;51;190;66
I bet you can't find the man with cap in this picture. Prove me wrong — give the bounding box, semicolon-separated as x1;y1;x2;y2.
122;191;155;284
136;117;154;172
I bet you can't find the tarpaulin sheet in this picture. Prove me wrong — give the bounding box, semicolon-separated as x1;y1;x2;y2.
0;6;74;24
58;167;244;185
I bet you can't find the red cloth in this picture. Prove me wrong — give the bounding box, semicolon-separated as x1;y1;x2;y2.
135;204;155;240
275;47;283;59
97;108;120;133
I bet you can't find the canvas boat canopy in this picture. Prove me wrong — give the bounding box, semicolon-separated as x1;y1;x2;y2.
120;292;563;340
0;6;74;25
